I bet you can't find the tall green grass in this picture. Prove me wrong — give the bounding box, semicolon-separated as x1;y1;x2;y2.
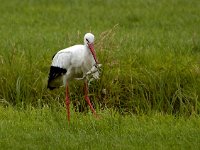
0;0;199;115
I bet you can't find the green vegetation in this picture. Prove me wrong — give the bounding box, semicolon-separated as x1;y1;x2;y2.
0;0;199;114
0;0;200;149
1;106;200;150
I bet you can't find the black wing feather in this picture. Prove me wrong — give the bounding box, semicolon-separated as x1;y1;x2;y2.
47;66;67;90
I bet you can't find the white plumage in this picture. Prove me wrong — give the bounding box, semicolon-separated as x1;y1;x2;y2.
47;33;101;122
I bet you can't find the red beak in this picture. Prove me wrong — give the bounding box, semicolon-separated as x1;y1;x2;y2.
88;43;98;64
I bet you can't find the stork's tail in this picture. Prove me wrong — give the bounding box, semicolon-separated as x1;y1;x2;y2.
47;66;67;90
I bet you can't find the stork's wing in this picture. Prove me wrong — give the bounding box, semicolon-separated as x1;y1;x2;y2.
47;51;72;90
51;51;72;69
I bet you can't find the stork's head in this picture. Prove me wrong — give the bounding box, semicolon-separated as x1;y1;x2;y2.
84;33;98;64
84;33;94;45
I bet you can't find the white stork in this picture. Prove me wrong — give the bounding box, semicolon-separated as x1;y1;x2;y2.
47;33;101;122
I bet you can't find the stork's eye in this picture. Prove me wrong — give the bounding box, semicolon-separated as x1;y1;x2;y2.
86;39;89;43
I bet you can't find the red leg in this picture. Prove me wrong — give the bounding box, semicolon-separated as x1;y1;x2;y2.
84;81;96;116
65;81;70;123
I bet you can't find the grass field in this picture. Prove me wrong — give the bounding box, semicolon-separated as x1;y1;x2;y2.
1;106;200;150
0;0;200;149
